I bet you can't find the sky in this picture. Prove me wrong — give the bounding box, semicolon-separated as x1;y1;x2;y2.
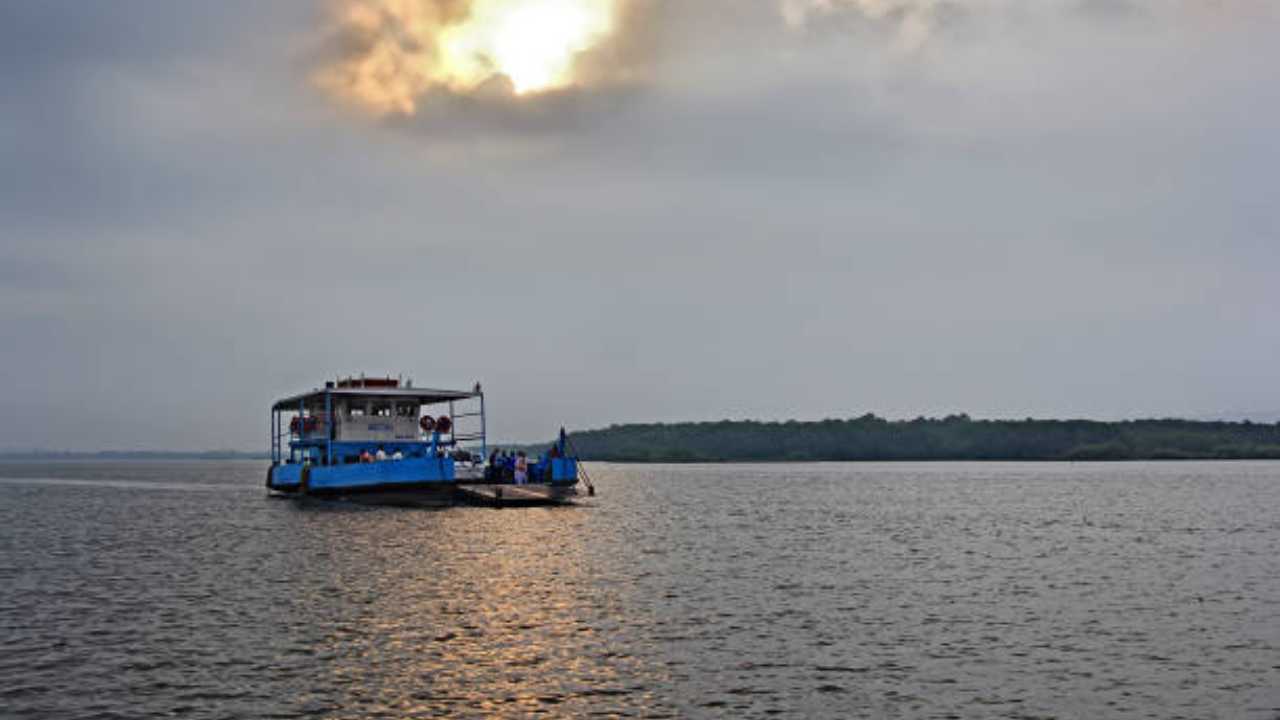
1;0;1278;450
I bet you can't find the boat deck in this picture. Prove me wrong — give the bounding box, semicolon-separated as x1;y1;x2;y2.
455;484;579;508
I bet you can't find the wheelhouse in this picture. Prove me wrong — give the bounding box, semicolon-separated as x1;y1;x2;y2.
270;376;485;468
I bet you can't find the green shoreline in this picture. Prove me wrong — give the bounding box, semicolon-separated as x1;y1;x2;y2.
0;451;267;461
558;416;1280;463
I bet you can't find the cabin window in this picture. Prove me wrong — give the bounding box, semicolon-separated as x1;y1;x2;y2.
349;404;366;417
372;404;391;417
396;404;416;418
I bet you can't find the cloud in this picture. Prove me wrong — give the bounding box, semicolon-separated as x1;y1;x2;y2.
779;0;957;45
310;0;1277;142
316;0;636;115
779;0;1274;47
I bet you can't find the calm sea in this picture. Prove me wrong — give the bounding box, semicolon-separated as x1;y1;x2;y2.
1;460;1278;719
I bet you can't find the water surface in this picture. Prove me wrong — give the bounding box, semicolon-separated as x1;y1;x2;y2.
2;461;1278;718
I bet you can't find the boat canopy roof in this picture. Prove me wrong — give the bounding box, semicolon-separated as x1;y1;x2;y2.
272;386;479;412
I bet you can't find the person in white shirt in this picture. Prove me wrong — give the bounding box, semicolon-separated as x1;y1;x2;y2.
375;447;387;462
514;452;529;485
392;450;403;461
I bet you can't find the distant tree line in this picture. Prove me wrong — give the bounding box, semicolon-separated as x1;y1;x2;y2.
0;450;267;461
562;415;1280;462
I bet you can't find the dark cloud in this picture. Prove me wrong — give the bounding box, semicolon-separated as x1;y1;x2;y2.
0;1;266;76
1073;0;1142;15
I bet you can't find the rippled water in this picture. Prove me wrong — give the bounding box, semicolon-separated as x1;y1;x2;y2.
2;460;1278;719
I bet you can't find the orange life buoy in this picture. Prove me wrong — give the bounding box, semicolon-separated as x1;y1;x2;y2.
419;416;436;433
436;415;452;434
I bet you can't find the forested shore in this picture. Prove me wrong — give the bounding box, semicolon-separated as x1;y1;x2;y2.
0;450;265;461
563;416;1280;462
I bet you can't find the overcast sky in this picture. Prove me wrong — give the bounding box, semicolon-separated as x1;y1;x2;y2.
1;0;1277;450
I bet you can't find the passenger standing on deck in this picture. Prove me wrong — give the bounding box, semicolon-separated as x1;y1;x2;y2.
504;452;516;481
514;452;529;485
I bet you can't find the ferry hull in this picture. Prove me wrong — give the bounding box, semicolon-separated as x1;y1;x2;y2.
273;482;457;507
268;457;456;506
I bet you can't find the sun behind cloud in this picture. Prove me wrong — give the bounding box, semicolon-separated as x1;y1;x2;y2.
320;0;623;115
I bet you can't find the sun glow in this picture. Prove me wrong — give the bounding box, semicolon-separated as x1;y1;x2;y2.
446;0;617;94
321;0;622;115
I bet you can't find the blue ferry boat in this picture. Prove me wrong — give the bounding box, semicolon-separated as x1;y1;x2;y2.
266;376;583;505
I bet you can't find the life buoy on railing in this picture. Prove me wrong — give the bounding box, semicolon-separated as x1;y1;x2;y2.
436;415;452;434
419;416;436;433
